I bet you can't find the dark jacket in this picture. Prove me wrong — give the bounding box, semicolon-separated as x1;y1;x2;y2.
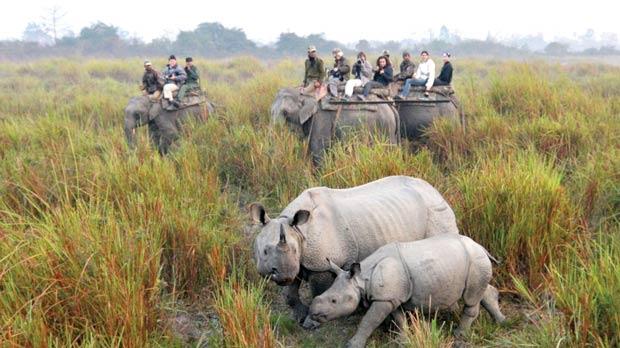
372;65;394;86
162;64;187;85
436;61;453;85
184;65;200;85
142;69;161;94
330;56;351;81
398;60;416;80
304;57;326;85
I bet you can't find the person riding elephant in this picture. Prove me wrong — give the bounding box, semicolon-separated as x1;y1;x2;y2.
271;88;399;166
359;56;393;101
161;55;187;110
395;51;416;81
301;46;326;96
343;52;373;101
140;60;163;99
177;56;200;101
327;48;351;100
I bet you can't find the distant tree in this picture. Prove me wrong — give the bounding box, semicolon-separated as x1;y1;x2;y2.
22;22;53;46
175;22;256;57
275;32;308;55
439;25;450;42
544;42;569;56
355;39;372;53
77;22;123;54
42;5;69;44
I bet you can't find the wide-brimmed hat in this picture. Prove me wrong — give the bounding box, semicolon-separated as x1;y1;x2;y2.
307;45;317;52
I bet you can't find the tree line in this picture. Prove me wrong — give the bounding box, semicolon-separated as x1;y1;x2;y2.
2;20;618;61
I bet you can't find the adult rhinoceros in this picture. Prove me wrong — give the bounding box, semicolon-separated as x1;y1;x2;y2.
124;95;213;154
270;88;400;166
249;176;459;323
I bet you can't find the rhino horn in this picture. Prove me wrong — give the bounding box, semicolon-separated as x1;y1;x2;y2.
327;258;344;276
279;224;287;245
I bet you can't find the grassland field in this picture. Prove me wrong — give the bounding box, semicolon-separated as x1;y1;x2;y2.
0;56;618;347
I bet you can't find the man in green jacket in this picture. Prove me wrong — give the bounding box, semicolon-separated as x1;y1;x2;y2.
301;45;325;96
178;57;200;101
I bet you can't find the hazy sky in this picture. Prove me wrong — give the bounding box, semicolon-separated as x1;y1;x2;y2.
4;0;619;44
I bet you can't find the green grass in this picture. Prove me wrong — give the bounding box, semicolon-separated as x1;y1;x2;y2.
0;57;619;347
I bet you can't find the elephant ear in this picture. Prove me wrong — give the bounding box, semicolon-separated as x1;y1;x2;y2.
299;97;318;125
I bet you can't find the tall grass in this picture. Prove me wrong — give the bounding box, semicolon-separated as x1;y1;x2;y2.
0;57;619;346
548;231;620;346
454;150;576;286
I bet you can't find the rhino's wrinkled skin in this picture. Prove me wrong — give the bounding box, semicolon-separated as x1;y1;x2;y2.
250;176;459;323
305;234;506;348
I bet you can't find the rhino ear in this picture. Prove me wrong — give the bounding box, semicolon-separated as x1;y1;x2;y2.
349;263;361;278
249;203;269;225
291;210;310;227
299;98;317;125
327;258;344;276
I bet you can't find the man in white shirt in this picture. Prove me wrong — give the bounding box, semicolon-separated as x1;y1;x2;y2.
396;51;435;99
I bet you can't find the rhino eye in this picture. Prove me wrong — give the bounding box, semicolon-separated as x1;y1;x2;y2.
263;249;268;255
331;299;336;304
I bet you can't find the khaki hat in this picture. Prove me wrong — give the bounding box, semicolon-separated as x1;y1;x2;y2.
307;45;317;52
144;60;152;66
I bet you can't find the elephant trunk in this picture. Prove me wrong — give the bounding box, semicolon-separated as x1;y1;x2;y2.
124;111;138;149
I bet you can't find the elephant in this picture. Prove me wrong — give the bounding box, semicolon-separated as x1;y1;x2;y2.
395;86;461;140
123;96;212;154
271;88;400;166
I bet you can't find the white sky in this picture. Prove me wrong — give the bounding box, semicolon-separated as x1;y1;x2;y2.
4;0;619;44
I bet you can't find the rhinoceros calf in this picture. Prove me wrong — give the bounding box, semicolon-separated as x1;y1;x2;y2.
304;234;506;348
250;176;459;323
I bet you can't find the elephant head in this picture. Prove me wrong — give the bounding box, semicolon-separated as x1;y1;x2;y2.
271;88;318;137
124;96;153;149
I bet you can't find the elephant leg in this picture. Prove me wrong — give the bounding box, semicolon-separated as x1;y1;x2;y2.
153;113;179;155
285;277;308;323
147;120;161;150
308;113;335;167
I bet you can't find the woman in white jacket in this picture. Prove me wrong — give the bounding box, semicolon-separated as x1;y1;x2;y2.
344;52;373;100
396;50;435;99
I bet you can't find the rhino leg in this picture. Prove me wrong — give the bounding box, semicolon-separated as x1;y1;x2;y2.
481;285;506;323
285;278;308;323
347;301;394;348
308;271;336;297
390;308;406;330
455;302;480;337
